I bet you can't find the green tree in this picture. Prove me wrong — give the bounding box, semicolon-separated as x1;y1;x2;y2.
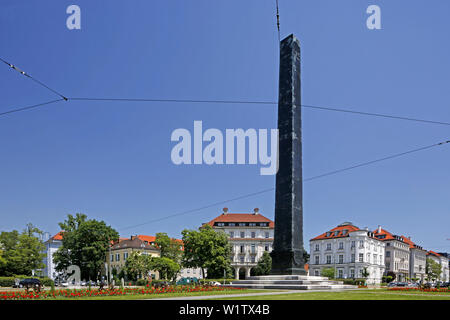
53;213;119;281
123;251;148;281
0;224;45;276
181;225;232;279
426;258;442;282
150;257;180;281
253;251;272;276
155;232;183;262
361;267;370;285
321;267;335;279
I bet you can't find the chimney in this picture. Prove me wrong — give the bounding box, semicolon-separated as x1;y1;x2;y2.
377;225;382;233
222;207;228;215
253;208;259;215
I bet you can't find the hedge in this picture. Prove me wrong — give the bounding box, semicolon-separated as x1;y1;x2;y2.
0;276;54;287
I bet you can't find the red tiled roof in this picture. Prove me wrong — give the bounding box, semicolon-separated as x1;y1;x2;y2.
311;223;360;240
372;228;395;241
137;235;157;244
400;236;416;248
51;232;64;241
427;250;441;257
205;213;274;228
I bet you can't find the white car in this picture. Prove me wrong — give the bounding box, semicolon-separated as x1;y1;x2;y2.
209;281;221;286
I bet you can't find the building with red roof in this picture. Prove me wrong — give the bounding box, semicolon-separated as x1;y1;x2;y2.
309;222;385;284
204;208;274;280
372;226;411;282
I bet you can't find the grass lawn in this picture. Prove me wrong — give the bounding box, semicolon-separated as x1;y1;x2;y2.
212;289;450;300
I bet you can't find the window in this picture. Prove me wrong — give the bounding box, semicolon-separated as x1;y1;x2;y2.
229;231;234;238
326;232;331;237
240;245;245;253
265;232;269;238
314;270;320;276
386;251;390;257
326;255;332;264
315;244;320;251
251;244;256;254
250;256;255;263
350;269;355;278
334;231;339;236
315;255;320;265
338;269;343;278
338;255;344;264
359;253;364;262
264;245;269;251
229;223;235;227
217;223;225;227
342;229;348;236
351;253;355;262
359;241;364;248
115;253;120;261
239;223;246;227
251;232;256;238
123;252;128;260
249;223;256;227
351;241;355;248
260;223;268;227
326;243;332;251
240;232;245;238
338;242;344;250
240;256;244;263
110;254;114;262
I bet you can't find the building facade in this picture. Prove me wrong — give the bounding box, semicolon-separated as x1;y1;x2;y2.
427;251;450;282
107;235;203;281
373;227;410;282
42;232;63;280
400;236;426;282
205;208;274;279
309;222;385;284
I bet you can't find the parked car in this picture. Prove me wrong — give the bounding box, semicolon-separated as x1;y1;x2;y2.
209;281;221;286
17;278;42;291
387;282;398;287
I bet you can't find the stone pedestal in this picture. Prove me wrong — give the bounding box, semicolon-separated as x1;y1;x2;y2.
228;275;357;290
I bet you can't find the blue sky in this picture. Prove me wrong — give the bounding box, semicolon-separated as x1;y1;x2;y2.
0;1;449;253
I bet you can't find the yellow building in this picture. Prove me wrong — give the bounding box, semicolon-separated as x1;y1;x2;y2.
107;235;160;279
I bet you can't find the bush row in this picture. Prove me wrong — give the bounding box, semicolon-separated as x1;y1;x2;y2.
0;276;54;287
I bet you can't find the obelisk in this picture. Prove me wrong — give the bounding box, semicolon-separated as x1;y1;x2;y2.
270;34;307;275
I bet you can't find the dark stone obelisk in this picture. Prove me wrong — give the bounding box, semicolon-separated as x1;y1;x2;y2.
270;34;307;275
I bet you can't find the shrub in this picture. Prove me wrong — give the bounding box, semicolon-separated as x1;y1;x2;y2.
0;276;54;287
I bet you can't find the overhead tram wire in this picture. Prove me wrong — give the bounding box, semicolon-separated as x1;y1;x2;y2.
0;99;65;117
2;96;450;126
119;140;450;231
0;57;68;101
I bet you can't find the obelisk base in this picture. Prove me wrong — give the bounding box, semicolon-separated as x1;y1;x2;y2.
270;249;307;275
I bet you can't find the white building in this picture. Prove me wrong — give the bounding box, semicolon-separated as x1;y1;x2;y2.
204;208;274;279
427;251;450;282
42;232;63;280
400;235;426;282
309;222;385;284
373;227;410;282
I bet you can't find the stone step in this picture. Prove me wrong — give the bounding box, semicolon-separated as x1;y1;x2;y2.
246;275;329;281
225;283;358;290
234;280;343;285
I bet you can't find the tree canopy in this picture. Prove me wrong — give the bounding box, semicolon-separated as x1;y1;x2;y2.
181;225;232;279
0;224;45;276
426;258;442;281
155;232;183;263
253;251;272;276
53;213;119;281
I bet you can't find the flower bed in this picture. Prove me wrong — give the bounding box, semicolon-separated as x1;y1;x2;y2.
388;287;450;293
0;285;243;300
